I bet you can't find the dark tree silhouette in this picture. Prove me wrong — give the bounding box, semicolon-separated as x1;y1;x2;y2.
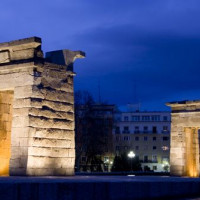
112;153;141;172
75;90;113;172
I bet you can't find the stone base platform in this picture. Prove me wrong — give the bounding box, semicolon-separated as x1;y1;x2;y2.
0;176;200;200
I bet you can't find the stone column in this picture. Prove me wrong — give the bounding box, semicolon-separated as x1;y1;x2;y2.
0;37;85;176
170;122;185;176
185;128;199;177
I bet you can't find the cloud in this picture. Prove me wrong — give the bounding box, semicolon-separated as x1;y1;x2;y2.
1;0;200;109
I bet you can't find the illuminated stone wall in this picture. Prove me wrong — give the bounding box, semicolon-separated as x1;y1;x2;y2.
0;91;13;175
167;101;200;177
0;37;85;175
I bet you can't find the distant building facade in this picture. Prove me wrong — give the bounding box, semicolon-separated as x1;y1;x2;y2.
113;111;171;172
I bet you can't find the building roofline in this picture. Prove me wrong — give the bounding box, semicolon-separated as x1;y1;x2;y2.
166;99;200;107
119;111;170;114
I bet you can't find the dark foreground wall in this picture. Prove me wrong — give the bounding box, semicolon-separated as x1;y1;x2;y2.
0;176;200;200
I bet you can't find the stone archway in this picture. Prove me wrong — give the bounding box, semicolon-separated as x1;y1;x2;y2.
0;37;85;176
167;100;200;177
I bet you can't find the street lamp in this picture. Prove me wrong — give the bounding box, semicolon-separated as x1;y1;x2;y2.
128;151;135;172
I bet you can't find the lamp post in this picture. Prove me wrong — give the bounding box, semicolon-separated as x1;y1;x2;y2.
128;151;135;172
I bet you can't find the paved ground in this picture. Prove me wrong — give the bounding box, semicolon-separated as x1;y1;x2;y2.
0;175;199;183
0;175;200;200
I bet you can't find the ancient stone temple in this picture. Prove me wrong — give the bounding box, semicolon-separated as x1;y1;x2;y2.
167;100;200;177
0;37;85;176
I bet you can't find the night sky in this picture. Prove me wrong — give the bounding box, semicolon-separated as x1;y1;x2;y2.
1;0;200;111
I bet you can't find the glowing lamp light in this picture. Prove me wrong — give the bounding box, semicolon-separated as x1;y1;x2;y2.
128;151;135;172
128;151;135;158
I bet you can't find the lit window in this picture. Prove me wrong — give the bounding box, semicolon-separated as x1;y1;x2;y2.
162;157;169;162
162;126;168;133
162;146;169;151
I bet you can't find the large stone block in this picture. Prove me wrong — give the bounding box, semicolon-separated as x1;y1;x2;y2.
27;156;74;169
0;50;10;64
34;128;74;140
28;147;74;157
0;72;34;89
30;138;71;148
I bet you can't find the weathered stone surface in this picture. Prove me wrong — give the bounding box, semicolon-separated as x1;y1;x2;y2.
0;37;42;62
29;116;74;130
0;50;10;64
29;108;74;120
27;156;74;168
9;167;26;175
13;98;41;109
167;100;200;177
0;37;84;176
30;138;72;148
41;100;73;112
28;147;75;157
12;116;29;128
34;128;74;140
0;71;34;89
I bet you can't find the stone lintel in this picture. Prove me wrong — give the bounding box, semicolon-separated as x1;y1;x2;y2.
0;37;41;51
0;37;43;64
166;100;200;114
166;99;200;107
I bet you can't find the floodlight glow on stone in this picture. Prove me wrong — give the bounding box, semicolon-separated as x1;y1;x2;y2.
0;37;85;176
166;100;200;177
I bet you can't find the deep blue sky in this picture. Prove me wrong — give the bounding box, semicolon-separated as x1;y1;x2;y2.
1;0;200;111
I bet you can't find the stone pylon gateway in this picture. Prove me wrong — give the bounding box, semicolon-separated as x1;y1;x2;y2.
167;100;200;177
0;37;85;176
